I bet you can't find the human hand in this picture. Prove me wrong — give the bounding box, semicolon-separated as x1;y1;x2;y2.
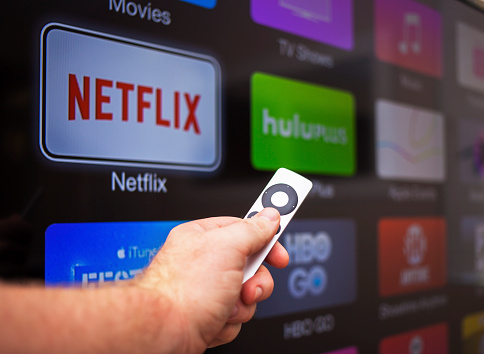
139;208;288;353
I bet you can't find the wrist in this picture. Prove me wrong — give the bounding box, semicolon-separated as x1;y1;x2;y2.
132;274;196;353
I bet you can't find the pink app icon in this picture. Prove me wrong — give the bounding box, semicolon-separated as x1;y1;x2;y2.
375;0;442;77
474;47;484;79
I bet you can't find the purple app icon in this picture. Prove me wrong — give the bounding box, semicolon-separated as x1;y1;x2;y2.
375;0;442;77
251;0;354;51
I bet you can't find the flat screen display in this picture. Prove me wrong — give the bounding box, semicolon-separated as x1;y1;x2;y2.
2;0;484;352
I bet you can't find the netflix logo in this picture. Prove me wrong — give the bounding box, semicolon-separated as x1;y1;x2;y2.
68;74;201;134
40;23;221;171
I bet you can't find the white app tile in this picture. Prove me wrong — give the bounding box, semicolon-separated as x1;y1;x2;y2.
376;99;445;182
41;23;221;171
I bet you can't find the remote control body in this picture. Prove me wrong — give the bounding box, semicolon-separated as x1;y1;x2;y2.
242;168;313;283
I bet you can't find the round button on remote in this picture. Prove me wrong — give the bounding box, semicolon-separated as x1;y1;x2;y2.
261;183;298;216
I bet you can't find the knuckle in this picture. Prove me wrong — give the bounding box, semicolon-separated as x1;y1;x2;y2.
220;323;242;344
241;304;257;323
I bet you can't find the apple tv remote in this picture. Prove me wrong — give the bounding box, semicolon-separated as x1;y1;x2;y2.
243;168;313;283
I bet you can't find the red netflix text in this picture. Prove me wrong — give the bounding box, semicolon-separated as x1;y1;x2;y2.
68;74;201;134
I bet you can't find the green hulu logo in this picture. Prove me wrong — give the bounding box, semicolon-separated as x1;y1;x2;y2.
251;72;355;176
262;108;348;145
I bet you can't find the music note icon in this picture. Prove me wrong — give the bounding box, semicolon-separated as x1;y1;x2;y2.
399;12;422;55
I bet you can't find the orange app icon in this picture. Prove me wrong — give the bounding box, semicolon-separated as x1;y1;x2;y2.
379;218;446;297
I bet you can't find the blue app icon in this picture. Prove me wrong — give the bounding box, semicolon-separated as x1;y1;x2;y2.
177;0;216;9
45;221;185;286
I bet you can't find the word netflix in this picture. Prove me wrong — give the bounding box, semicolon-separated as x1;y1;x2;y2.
68;74;201;134
111;171;167;193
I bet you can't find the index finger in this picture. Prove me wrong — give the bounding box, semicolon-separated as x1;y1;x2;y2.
174;216;242;234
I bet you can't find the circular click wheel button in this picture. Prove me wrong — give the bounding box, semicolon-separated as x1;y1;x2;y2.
261;183;298;216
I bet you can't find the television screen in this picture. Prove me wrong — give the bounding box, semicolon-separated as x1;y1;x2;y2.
2;0;484;352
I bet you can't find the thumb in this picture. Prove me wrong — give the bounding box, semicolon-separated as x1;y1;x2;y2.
213;208;280;257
